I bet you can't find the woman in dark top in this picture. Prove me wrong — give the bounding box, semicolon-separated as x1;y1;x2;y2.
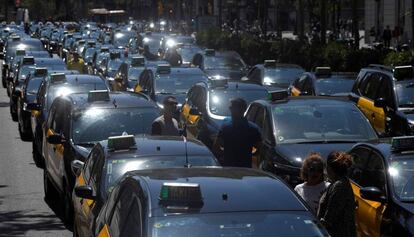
317;151;357;237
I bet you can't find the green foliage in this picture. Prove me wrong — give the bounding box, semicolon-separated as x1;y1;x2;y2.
383;51;414;67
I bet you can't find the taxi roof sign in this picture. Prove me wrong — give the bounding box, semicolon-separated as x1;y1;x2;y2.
50;73;66;83
315;67;332;77
131;56;145;67
22;56;35;65
268;90;288;101
205;49;215;56
88;90;110;102
157;64;171;74
15;49;26;56
107;135;136;151
391;136;414;152
264;60;277;67
393;65;414;81
11;35;21;41
100;47;109;53
110;51;121;60
209;78;228;88
159;182;203;208
34;68;48;77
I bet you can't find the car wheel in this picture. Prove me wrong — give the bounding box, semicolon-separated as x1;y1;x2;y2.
10;104;17;121
2;76;6;88
62;181;74;226
32;141;45;169
44;170;58;201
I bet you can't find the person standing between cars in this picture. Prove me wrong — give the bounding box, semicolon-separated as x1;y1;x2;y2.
151;96;180;136
166;47;183;67
214;98;262;167
294;153;330;214
383;25;392;48
67;52;86;74
317;151;357;237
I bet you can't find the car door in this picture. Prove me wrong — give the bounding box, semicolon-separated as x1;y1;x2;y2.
349;147;387;237
357;73;385;133
182;86;200;138
44;102;58;172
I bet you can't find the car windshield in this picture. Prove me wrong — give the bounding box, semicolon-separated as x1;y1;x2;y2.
209;89;268;117
113;32;135;46
272;101;378;144
26;77;43;94
72;107;159;144
128;68;144;81
178;47;201;63
204;55;245;70
389;158;414;202
108;60;123;71
315;77;355;96
19;66;35;79
155;74;206;94
149;212;327;237
103;155;216;194
396;80;414;108
264;68;304;86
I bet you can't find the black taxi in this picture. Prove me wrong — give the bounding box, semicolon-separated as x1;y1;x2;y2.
181;79;269;149
72;134;219;237
290;67;356;97
350;65;414;136
42;91;160;224
245;91;378;185
29;73;108;168
93;167;329;237
348;136;414;237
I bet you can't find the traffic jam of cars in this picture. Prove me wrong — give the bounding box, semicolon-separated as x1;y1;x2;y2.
2;20;414;237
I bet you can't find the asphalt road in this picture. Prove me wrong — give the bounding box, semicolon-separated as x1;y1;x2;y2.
0;63;71;236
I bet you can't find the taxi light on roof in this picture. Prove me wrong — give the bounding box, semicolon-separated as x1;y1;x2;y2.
157;64;171;74
159;182;203;208
107;135;136;151
391;136;414;152
88;90;110;102
393;65;414;81
11;35;21;41
264;60;277;67
34;68;47;77
110;52;121;60
315;67;332;77
50;73;66;83
131;56;145;67
205;49;215;56
15;49;25;56
210;78;228;88
22;56;35;65
268;90;288;101
100;47;109;53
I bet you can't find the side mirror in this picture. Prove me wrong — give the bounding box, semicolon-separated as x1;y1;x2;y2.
360;186;387;203
0;52;4;60
26;103;40;111
47;134;65;144
374;98;387;108
71;160;84;177
74;185;96;200
189;107;202;116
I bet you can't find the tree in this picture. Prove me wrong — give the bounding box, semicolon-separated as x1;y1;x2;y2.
351;0;359;49
320;0;326;44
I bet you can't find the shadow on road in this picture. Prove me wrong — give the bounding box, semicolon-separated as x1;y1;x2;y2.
0;102;9;107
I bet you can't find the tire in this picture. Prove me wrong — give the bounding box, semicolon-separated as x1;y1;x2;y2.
2;76;6;88
10;104;17;122
18;123;32;141
44;170;58;201
32;141;45;169
62;180;74;227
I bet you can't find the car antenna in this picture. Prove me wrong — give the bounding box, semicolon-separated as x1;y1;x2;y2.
183;136;191;168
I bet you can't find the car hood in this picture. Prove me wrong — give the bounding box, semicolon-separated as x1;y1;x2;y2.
205;69;245;81
276;142;356;167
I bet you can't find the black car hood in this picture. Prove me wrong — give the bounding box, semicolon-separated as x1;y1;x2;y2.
205;69;245;81
276;142;356;167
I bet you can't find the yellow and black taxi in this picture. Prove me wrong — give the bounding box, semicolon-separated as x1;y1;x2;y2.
245;91;378;185
42;91;160;224
135;64;208;109
242;60;304;89
181;79;269;149
348;136;414;237
290;67;356;97
29;73;108;168
350;64;414;136
93;167;329;237
191;49;248;81
112;56;146;91
71;134;219;237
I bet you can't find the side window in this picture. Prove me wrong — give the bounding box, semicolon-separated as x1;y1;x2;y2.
254;107;265;129
248;67;261;83
262;113;273;141
349;147;371;186
303;78;313;94
84;149;99;181
89;147;104;190
364;152;386;193
51;101;65;134
377;75;394;107
361;73;382;100
120;195;142;237
109;185;134;237
46;103;57;129
246;104;259;122
296;75;307;89
194;88;206;112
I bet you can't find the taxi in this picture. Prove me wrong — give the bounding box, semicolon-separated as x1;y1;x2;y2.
93;167;329;237
191;49;248;81
348;136;414;237
245;91;378;185
135;64;208;109
28;73;108;168
290;67;356;96
181;79;269;149
42;91;160;224
72;134;219;237
350;65;414;136
242;60;304;89
112;56;146;91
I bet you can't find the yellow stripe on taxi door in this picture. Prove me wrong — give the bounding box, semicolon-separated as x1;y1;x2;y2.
98;224;111;237
357;97;385;133
291;87;301;97
182;103;199;125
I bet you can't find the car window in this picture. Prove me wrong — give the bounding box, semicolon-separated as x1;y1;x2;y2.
119;195;142;237
349;147;371;186
90;147;104;191
246;104;259;122
254;107;265;130
248;67;261;83
376;75;393;107
361;73;381;100
84;149;99;181
365;152;387;193
109;184;134;237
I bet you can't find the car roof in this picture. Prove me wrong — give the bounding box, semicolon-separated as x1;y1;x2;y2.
126;167;307;216
33;57;65;65
63;91;156;110
352;141;414;162
206;81;268;91
257;95;352;106
99;135;212;157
